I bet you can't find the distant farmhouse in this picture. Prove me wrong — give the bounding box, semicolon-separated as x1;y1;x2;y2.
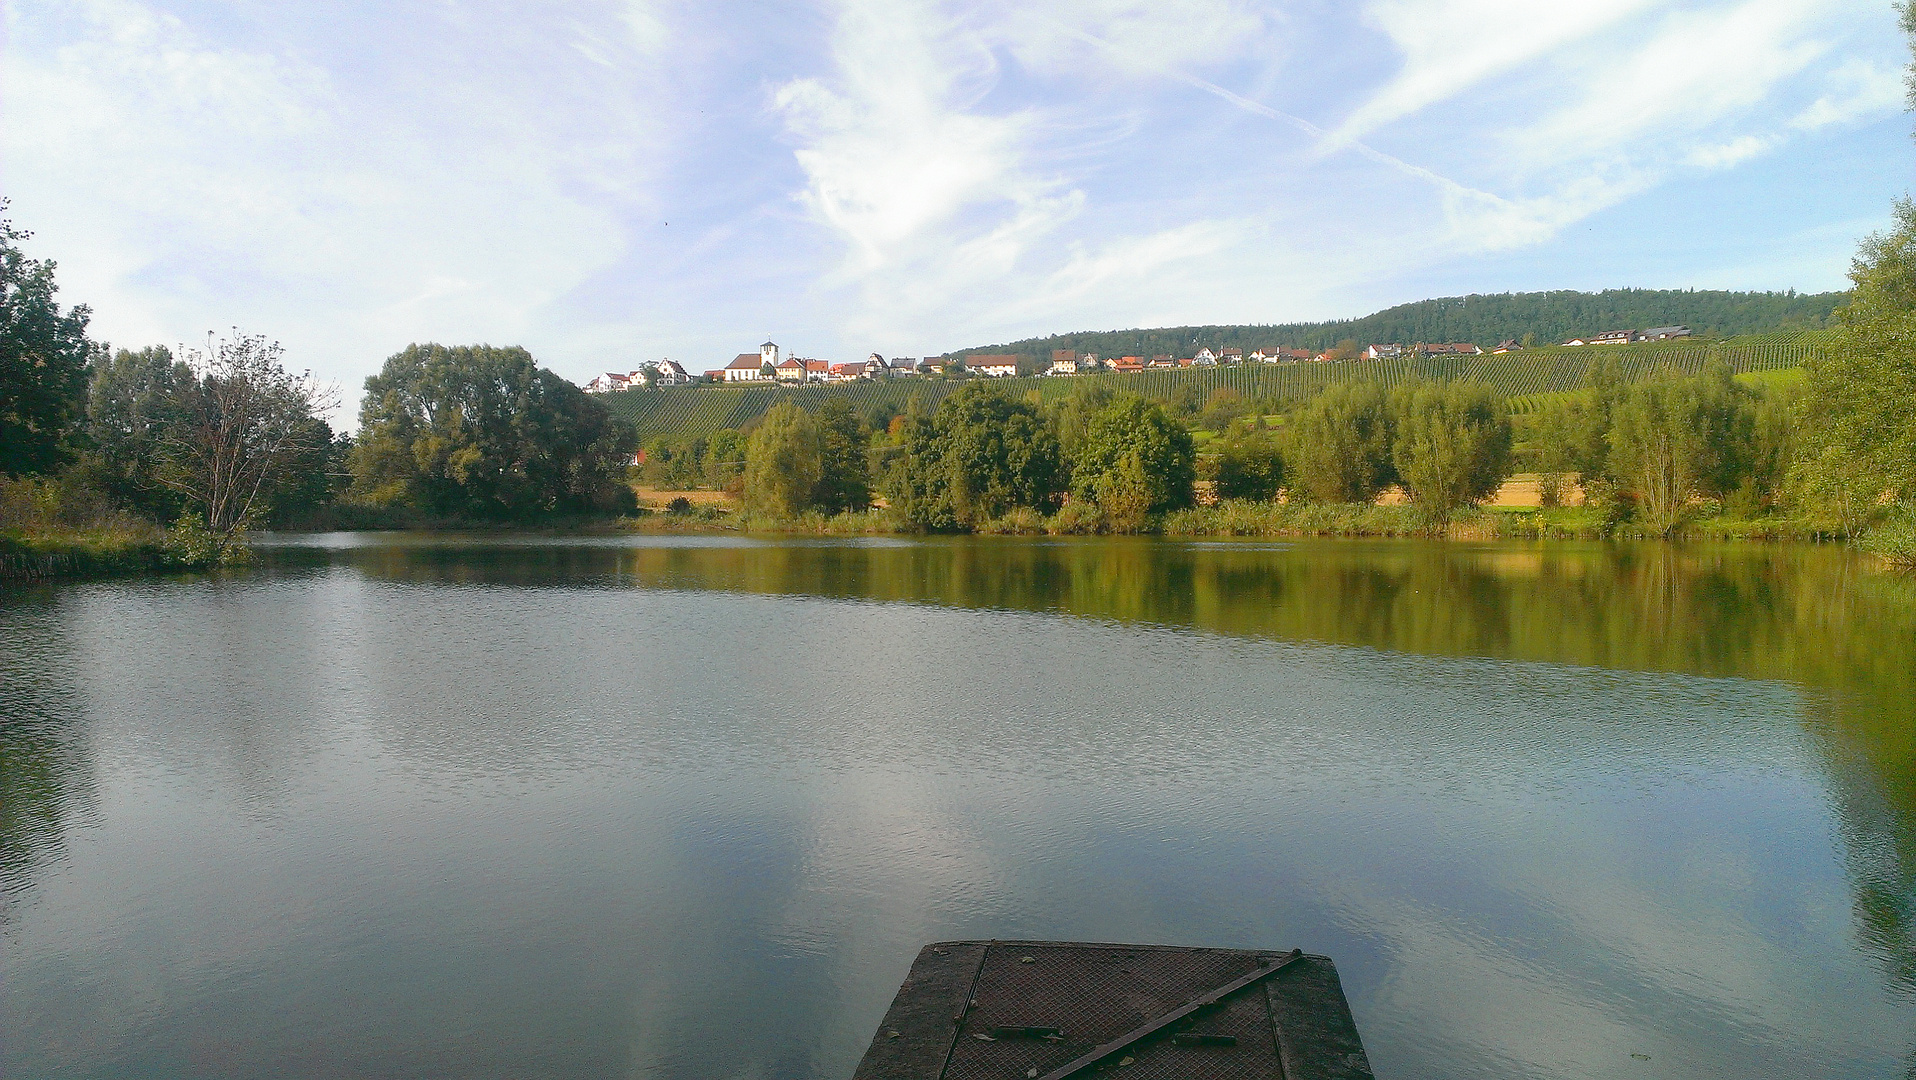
584;359;690;392
1564;325;1690;346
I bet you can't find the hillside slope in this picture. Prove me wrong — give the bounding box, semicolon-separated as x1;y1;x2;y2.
605;332;1833;443
948;288;1846;362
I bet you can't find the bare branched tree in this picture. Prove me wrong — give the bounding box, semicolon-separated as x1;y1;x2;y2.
159;330;337;543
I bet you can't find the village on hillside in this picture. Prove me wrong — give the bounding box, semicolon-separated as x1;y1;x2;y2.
581;325;1695;392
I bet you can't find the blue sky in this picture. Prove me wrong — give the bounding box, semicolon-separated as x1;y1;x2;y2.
2;0;1908;399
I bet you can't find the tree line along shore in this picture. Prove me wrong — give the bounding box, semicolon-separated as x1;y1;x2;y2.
3;197;1914;581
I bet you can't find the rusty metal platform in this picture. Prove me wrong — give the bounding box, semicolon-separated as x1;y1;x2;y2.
852;941;1374;1080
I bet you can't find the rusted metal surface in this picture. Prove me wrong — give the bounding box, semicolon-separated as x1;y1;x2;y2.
850;942;1374;1080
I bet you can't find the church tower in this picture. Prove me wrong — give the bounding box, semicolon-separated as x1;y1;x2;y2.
761;341;780;367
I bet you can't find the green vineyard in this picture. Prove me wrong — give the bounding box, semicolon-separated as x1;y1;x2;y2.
604;335;1834;442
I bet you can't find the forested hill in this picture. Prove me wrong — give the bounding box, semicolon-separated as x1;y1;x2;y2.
950;288;1848;360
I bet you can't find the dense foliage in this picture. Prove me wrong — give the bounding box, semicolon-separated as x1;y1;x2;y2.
743;403;824;519
1390;382;1513;523
1204;421;1285;502
1805;198;1916;502
1285;382;1396;504
352;344;636;519
1069;395;1195;529
883;385;1063;530
0;208;94;477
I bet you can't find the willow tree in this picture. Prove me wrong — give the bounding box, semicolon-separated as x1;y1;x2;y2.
1805;197;1916;506
1390;381;1513;525
742;402;823;519
1285;382;1395;504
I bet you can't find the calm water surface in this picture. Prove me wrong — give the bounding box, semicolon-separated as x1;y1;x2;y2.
3;535;1914;1079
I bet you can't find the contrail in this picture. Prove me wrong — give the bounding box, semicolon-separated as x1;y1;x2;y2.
1048;20;1508;209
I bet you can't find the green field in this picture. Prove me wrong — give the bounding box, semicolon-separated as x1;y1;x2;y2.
604;332;1834;442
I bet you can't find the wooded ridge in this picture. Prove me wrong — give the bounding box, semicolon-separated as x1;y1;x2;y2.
946;288;1847;362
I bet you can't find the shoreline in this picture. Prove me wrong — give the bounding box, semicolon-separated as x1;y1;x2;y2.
8;508;1893;586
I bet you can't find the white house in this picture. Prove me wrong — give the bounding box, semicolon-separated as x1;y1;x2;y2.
972;355;1019;378
1590;329;1639;346
585;371;634;393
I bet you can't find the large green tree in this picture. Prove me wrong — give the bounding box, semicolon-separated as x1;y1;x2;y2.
812;398;873;514
883;385;1061;530
1390;381;1513;524
79;346;195;522
1206;419;1286;502
352;343;635;518
1806;197;1916;501
742;402;824;518
0;209;93;476
1607;369;1750;536
1070;394;1195;528
1285;382;1395;503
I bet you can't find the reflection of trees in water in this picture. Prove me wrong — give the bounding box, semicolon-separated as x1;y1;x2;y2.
0;598;96;925
315;536;1916;1002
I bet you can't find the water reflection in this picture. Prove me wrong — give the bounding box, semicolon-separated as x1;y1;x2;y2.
3;536;1912;1078
0;588;98;925
287;534;1916;1001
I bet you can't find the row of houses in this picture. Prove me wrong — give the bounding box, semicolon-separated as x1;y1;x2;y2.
709;342;1021;383
584;358;692;392
587;324;1699;393
1560;325;1692;347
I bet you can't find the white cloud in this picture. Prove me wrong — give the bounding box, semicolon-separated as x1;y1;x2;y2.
0;0;669;406
1792;58;1905;131
994;0;1269;77
772;0;1089;339
1328;0;1656;151
1513;0;1828;165
1687;134;1777;170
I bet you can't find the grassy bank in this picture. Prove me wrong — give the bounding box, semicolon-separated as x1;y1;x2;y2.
1161;500;1875;542
607;494;1896;545
0;530;183;583
0;477;199;583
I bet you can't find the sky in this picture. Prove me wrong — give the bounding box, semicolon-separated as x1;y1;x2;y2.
2;0;1910;406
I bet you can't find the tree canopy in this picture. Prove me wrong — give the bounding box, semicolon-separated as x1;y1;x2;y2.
1285;382;1396;504
351;343;635;519
1070;395;1195;528
1806;198;1916;500
0;208;93;477
882;385;1062;530
1390;381;1513;522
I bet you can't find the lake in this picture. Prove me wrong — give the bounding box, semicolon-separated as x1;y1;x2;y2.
3;534;1914;1079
